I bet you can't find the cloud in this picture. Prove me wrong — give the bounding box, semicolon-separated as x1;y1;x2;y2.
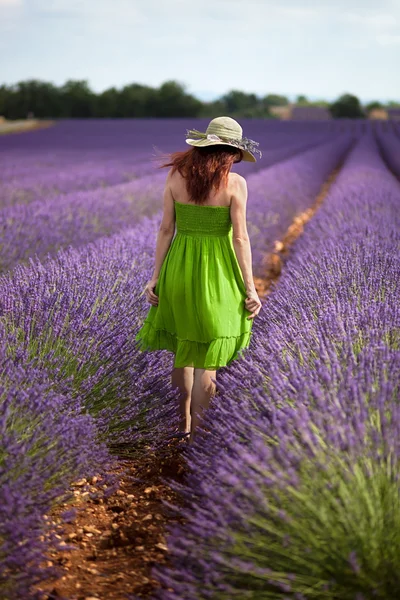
0;0;22;28
277;6;319;20
343;12;398;29
376;33;400;46
340;7;399;49
0;0;22;5
32;0;142;17
22;0;148;34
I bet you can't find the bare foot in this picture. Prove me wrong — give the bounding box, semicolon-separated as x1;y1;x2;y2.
177;415;191;434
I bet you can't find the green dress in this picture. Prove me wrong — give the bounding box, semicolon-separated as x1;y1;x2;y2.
135;200;253;369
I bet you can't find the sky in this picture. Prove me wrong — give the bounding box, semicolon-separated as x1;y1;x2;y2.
1;0;399;103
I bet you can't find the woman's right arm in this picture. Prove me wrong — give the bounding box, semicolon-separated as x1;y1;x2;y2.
230;175;261;320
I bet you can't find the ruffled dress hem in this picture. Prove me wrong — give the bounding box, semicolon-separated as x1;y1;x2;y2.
135;320;251;370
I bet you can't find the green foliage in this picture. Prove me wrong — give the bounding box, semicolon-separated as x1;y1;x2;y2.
0;79;64;120
2;79;395;120
155;80;203;117
264;94;289;107
0;78;203;119
296;94;308;105
294;96;331;108
200;89;277;119
329;93;365;119
0;79;279;119
60;79;96;118
222;452;400;599
365;101;384;112
303;99;330;108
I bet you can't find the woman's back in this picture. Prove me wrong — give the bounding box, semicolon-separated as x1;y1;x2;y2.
168;169;243;208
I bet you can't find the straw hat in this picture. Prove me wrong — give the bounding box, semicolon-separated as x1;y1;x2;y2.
185;116;262;162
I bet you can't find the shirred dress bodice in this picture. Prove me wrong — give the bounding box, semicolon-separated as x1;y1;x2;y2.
174;200;232;237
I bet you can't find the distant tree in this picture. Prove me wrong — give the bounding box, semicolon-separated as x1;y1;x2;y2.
296;94;309;105
220;90;259;114
0;77;344;119
0;84;10;118
95;86;123;117
232;105;276;118
365;101;383;112
312;100;330;108
153;80;202;117
119;83;155;117
263;94;289;107
293;96;331;108
60;79;96;118
329;93;365;118
199;99;228;118
387;100;400;108
1;80;63;119
209;90;277;118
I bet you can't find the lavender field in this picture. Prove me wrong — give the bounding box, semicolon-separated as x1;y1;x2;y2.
0;118;399;599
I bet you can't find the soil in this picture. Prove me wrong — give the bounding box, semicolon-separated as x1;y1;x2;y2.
33;166;341;600
34;443;187;600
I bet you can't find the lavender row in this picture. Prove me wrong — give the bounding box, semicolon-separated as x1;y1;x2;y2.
0;214;180;449
0;351;118;599
0;156;155;208
0;133;327;210
0;117;344;163
0;171;167;273
0;123;338;208
0;133;327;209
376;128;400;180
0;215;184;598
0;118;330;178
0;150;148;182
234;131;341;176
150;135;400;599
0;135;352;276
245;134;352;276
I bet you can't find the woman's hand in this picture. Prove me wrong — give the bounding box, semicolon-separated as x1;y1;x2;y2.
245;290;261;320
144;279;159;306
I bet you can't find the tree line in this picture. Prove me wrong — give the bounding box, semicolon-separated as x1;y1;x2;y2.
0;79;398;120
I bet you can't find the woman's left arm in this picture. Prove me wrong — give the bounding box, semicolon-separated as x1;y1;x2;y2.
144;172;176;306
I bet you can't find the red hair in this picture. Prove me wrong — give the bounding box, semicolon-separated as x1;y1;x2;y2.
160;145;242;205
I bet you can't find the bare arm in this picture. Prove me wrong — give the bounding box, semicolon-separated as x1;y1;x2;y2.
230;176;256;294
230;176;261;319
145;171;175;306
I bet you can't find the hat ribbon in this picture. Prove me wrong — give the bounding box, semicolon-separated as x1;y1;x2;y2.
186;128;262;158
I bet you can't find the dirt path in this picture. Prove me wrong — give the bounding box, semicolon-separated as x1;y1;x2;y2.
253;166;340;299
34;166;341;600
34;443;187;600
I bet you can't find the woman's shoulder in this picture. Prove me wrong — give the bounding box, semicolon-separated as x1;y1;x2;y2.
228;172;247;191
229;171;246;182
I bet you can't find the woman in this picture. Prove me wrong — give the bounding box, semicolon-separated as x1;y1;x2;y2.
135;116;262;444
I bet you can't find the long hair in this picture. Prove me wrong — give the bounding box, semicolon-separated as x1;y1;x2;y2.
160;145;242;205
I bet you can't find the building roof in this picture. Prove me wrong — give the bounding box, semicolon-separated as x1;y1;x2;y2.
368;108;388;120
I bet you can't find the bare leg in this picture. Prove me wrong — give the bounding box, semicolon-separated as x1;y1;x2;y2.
190;368;217;443
171;366;194;433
